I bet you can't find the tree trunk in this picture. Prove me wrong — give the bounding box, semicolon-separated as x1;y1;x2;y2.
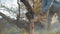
20;0;34;34
30;20;34;34
17;0;20;21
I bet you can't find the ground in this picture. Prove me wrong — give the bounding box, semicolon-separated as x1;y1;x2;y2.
0;14;60;34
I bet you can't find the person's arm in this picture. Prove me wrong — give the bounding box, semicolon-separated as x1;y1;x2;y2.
42;0;54;13
40;0;54;16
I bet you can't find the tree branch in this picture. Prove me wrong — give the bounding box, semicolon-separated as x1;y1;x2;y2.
0;12;15;22
20;0;34;20
20;0;34;14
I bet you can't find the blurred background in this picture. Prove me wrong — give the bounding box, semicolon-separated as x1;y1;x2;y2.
0;0;60;34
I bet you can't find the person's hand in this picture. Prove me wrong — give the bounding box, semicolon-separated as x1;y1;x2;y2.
40;12;45;16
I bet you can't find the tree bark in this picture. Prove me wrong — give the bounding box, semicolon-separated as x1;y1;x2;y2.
30;20;34;34
20;0;34;34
